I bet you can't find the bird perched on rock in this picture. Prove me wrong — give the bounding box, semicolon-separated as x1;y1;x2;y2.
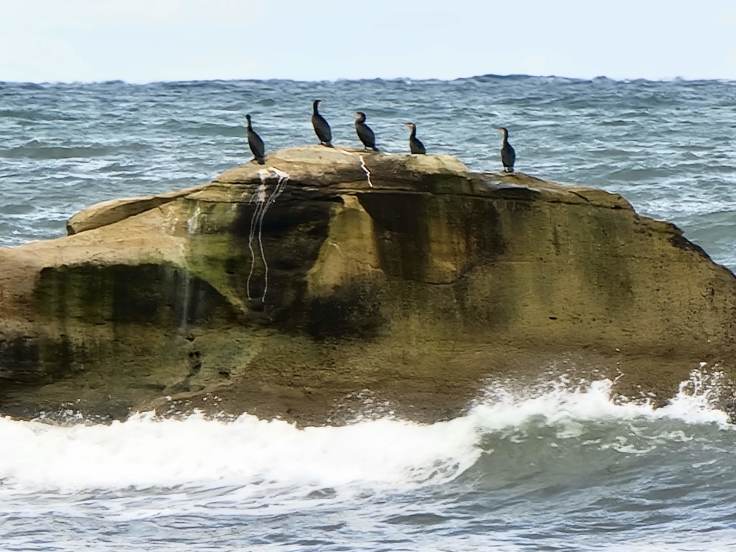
497;127;516;173
311;100;333;147
403;122;426;154
354;111;379;152
245;113;265;165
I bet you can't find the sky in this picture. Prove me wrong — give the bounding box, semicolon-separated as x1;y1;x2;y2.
1;0;735;82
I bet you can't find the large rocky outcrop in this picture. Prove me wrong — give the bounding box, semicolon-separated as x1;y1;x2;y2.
1;146;734;423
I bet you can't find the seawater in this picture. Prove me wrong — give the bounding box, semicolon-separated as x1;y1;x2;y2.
1;375;735;551
1;76;736;550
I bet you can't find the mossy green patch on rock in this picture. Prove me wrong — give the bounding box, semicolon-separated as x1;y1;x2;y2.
34;263;237;327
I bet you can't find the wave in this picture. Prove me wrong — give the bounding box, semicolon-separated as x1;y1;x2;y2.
151;119;244;137
0;140;146;160
460;73;590;84
0;109;80;121
0;370;729;494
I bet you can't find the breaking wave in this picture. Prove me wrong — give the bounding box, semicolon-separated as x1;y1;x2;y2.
0;371;729;493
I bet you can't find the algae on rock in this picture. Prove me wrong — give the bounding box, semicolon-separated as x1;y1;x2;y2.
0;146;734;423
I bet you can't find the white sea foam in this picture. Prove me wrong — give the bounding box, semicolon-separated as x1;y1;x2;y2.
0;412;480;493
0;370;729;492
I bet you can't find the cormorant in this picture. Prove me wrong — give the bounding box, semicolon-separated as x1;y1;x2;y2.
245;114;265;165
354;112;379;152
404;122;426;154
311;100;333;147
497;127;515;173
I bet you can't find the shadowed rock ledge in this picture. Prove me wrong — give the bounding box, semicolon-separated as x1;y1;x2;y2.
1;146;735;423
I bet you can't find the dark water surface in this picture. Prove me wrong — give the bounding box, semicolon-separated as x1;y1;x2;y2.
1;77;735;550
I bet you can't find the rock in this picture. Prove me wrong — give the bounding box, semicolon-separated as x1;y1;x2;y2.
66;186;201;235
0;145;734;423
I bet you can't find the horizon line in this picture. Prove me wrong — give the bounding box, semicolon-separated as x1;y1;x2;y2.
2;72;736;86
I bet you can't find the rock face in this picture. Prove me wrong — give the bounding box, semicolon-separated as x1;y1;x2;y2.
1;146;735;423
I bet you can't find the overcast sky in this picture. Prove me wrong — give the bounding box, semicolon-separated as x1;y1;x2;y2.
2;0;735;82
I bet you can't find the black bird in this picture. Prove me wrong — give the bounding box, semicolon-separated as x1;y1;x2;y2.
245;113;265;165
311;100;333;147
404;122;426;154
497;127;516;173
354;111;379;152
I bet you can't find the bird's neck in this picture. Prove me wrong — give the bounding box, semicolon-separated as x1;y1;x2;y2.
409;126;416;139
313;103;319;115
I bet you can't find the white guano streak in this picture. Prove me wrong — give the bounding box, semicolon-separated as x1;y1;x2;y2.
335;148;374;188
358;155;373;188
246;168;290;303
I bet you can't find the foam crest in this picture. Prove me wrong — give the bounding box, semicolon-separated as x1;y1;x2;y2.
469;369;730;431
0;413;480;492
0;370;729;492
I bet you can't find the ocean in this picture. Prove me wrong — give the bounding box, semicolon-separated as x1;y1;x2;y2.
0;76;735;550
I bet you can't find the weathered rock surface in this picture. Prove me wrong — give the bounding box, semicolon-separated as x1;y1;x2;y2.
1;146;734;423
